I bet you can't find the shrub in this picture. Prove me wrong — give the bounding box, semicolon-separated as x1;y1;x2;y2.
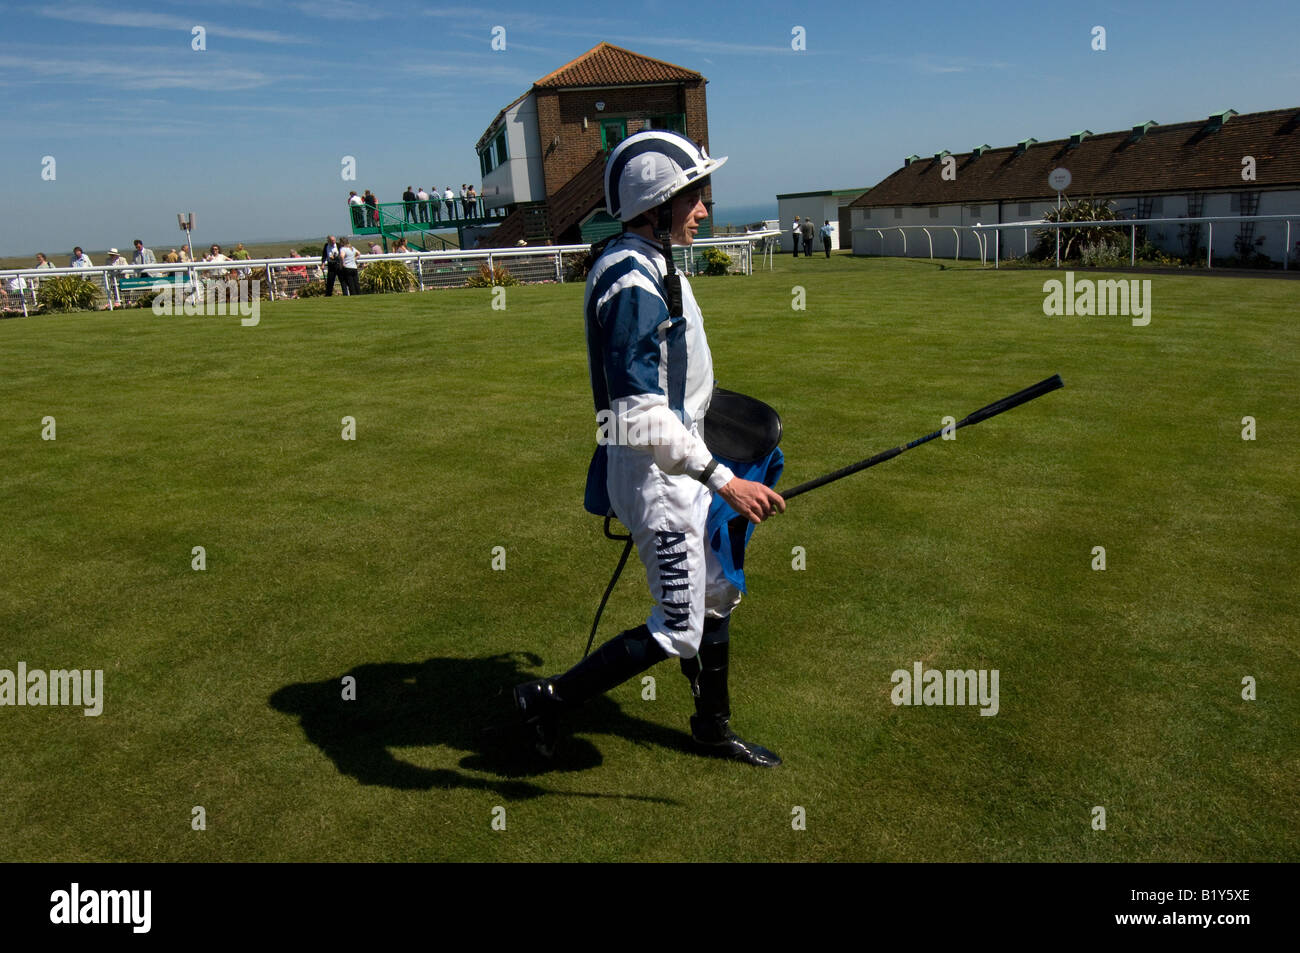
359;259;416;294
700;247;733;276
565;252;592;282
1033;196;1124;260
298;280;327;297
465;263;519;287
1134;241;1182;266
134;288;165;309
1079;241;1124;268
36;275;101;313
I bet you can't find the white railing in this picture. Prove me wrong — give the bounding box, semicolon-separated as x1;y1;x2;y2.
854;214;1299;270
852;224;990;263
0;235;767;317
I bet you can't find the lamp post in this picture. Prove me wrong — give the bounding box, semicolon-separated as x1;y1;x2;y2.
1048;169;1071;268
177;212;196;264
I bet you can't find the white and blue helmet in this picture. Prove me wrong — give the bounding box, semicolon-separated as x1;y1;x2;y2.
604;129;727;223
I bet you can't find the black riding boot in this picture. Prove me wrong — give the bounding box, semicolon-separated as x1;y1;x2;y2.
514;625;668;757
679;615;781;766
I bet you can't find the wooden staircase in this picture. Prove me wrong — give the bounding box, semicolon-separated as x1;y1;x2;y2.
476;151;608;248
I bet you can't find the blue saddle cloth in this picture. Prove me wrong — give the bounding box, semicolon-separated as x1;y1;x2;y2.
585;444;785;594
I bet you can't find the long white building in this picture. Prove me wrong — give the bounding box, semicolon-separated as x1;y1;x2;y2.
848;107;1300;265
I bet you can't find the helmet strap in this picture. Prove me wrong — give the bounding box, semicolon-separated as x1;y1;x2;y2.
655;201;683;318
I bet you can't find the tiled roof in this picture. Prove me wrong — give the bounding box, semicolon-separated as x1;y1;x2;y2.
850;107;1300;208
533;42;702;89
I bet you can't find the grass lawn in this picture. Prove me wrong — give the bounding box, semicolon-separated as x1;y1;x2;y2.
1;254;1296;862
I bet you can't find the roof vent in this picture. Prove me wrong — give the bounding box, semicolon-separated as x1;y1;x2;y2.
1129;120;1158;142
971;143;991;157
904;154;921;166
933;149;951;162
1205;109;1238;132
1068;129;1093;147
1014;137;1037;155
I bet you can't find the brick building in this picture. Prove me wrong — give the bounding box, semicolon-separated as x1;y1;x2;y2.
474;43;717;248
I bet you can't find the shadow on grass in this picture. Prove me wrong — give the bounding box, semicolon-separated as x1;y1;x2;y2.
269;653;690;803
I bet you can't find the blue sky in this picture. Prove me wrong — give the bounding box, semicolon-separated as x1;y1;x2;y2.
3;0;1298;256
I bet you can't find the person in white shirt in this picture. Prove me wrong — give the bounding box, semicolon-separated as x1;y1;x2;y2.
70;247;93;267
443;186;455;220
321;236;340;295
338;237;361;296
204;244;230;263
416;187;430;224
348;191;365;229
790;218;801;258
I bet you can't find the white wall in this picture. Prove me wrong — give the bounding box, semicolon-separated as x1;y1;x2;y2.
851;189;1300;263
778;196;852;252
481;94;546;210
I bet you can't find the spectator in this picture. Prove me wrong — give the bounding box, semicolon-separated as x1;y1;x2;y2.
231;242;252;279
348;190;365;229
444;186;456;220
466;185;478;218
179;246;192;262
286;249;308;278
363;189;379;226
163;249;180;263
392;238;410;254
427;185;440;222
801;218;815;258
105;248;128;267
416;187;430;224
790;218;801;258
820;220;833;258
132;239;160;277
321;236;341;295
338;237;361;296
460;184;470;218
19;252;53;295
369;242;383;255
70;247;93;267
402;186;417;223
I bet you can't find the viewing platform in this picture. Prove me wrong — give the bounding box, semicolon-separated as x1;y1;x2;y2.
347;200;509;251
